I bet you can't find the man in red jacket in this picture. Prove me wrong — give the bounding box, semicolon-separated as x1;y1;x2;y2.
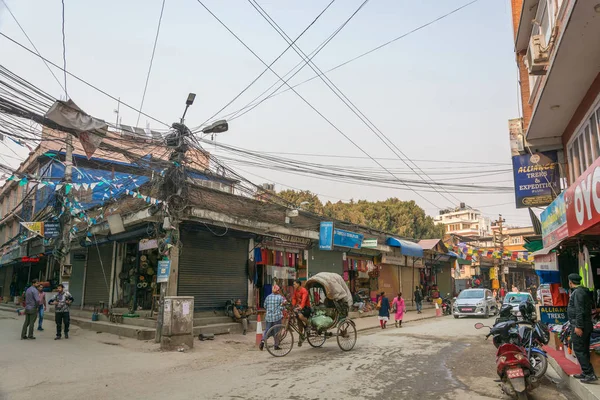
292;279;311;346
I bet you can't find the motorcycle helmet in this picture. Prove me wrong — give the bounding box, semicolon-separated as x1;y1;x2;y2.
518;301;535;320
499;304;513;318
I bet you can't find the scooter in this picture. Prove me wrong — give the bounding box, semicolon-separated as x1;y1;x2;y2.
476;322;539;399
441;294;452;316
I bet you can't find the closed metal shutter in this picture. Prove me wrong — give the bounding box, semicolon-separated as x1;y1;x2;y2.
0;267;6;296
179;231;248;311
84;244;113;307
307;248;343;276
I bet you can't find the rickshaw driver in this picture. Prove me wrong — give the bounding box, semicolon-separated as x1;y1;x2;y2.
292;279;311;346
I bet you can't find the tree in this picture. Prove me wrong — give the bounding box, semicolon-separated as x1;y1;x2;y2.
279;190;444;240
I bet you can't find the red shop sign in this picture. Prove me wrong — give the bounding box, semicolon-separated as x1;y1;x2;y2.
565;157;600;236
20;256;40;263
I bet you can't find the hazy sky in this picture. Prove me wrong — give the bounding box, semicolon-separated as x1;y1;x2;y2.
0;0;533;226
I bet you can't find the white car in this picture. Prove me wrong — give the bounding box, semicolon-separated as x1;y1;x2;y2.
453;289;498;319
503;292;537;319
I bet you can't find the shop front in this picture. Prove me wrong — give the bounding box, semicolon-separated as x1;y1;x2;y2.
385;237;424;306
254;234;310;308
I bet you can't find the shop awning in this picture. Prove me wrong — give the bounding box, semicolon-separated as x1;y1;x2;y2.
456;258;471;265
531;240;563;257
386;237;423;258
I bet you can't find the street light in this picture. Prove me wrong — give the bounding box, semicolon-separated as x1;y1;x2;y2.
202;119;228;134
180;93;196;124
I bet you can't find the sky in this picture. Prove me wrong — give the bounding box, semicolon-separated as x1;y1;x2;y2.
0;0;533;227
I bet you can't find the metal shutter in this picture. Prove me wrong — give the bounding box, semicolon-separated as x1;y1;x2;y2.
84;244;113;307
307;248;343;276
0;267;6;297
178;231;248;311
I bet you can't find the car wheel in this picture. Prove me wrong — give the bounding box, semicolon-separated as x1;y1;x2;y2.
484;307;490;319
454;315;459;319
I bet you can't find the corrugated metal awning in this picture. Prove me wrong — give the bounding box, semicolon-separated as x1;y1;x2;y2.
386;237;423;258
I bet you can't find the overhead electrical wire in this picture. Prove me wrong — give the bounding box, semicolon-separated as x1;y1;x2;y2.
246;0;462;207
136;0;167;127
198;0;337;129
213;0;483;123
194;0;446;210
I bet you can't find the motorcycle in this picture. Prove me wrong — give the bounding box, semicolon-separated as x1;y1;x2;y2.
476;322;539;399
488;302;549;380
441;294;452;316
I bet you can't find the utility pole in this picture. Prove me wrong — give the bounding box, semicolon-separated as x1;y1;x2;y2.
494;214;507;289
58;131;74;285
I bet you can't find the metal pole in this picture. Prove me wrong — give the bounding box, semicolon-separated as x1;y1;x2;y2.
155;282;166;343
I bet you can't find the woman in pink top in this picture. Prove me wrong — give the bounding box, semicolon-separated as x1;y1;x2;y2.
392;293;406;328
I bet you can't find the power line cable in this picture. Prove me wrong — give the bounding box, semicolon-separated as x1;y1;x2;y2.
0;32;171;128
197;0;336;129
220;0;483;121
136;0;167;127
194;0;445;209
0;0;66;95
61;0;68;99
247;0;461;207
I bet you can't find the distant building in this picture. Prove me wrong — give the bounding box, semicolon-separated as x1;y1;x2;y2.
434;203;491;237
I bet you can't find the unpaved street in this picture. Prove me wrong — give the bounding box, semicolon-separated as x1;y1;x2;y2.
0;310;573;400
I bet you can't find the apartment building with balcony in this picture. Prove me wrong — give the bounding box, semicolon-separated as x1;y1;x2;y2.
434;203;492;237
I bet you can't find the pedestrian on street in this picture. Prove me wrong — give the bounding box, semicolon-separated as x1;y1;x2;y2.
414;286;423;314
48;284;74;340
37;283;47;331
392;293;406;328
377;292;390;329
567;273;597;383
259;285;286;351
232;299;251;335
21;279;40;340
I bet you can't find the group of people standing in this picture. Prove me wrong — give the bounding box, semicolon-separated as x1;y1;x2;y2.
376;286;424;329
21;279;74;341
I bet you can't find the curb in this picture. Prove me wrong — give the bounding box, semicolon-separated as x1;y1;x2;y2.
547;352;600;400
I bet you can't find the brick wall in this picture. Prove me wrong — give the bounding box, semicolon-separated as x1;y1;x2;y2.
517;52;533;130
510;0;524;40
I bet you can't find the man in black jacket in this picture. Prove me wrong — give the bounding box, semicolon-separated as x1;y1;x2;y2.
568;273;597;383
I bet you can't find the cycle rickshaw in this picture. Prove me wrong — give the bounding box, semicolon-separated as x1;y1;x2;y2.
264;272;358;357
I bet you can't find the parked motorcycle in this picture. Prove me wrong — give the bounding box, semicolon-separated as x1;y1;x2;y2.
476;322;539;399
488;302;549;380
441;294;452;316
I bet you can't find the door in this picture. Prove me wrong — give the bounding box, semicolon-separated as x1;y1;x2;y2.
69;250;87;307
84;244;113;308
178;230;249;311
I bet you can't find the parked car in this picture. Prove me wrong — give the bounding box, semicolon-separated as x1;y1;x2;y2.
503;292;537;320
453;288;498;319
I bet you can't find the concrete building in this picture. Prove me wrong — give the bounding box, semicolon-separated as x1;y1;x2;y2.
434;203;491;237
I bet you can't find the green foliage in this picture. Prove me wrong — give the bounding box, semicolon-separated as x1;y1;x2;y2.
277;190;444;240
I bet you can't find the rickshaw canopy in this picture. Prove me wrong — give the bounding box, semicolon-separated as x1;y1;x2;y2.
305;272;353;308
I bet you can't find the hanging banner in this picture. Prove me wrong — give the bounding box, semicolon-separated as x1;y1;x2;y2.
541;193;568;248
512;151;560;208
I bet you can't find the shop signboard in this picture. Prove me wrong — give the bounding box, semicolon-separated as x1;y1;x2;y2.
362;239;378;249
539;306;568;325
319;222;334;250
512;151;560;209
319;222;363;250
139;238;158;251
157;260;171;283
534;252;558;271
381;255;405;266
541;193;568;248
565;156;600;236
43;222;60;239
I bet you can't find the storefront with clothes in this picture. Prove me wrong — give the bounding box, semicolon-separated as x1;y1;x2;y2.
385;237;424;306
253;234;310;308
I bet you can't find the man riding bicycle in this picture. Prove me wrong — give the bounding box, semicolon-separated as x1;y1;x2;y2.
292;279;311;346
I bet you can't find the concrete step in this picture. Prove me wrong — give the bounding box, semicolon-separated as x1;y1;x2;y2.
194;321;256;336
194;316;237;326
43;313;156;341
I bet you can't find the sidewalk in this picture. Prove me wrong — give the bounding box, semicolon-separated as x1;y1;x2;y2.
544;345;600;400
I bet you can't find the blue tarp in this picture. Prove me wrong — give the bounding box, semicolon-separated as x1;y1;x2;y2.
386;237;424;258
535;270;561;284
447;251;459;258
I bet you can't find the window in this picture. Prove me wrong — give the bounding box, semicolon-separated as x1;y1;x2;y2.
568;99;600;183
510;236;523;245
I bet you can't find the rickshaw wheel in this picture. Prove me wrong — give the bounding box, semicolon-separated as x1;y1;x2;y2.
265;324;294;357
336;320;357;351
306;330;327;348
